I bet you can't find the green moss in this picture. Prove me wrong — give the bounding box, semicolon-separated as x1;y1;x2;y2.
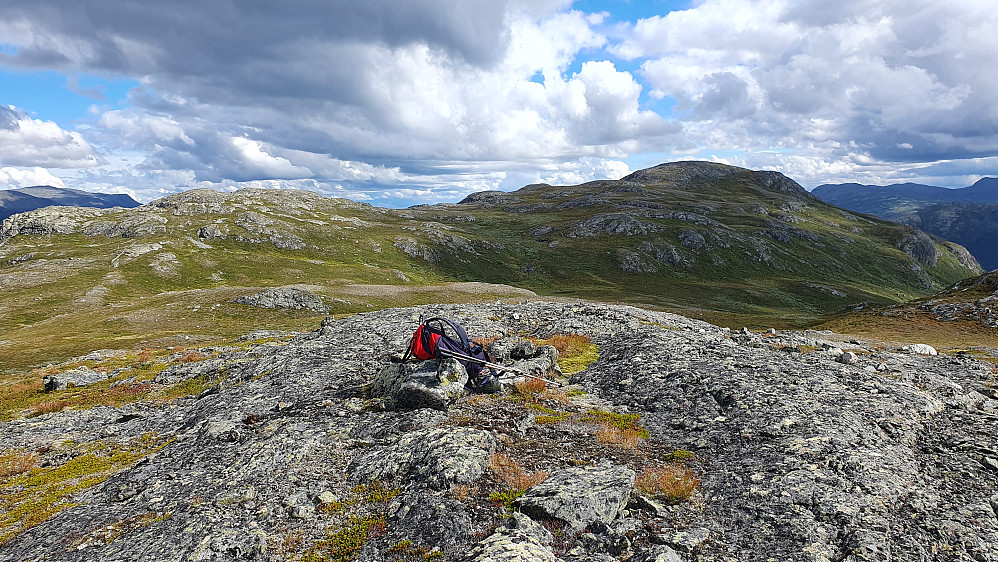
0;434;172;546
488;489;525;511
525;404;559;414
662;450;696;463
557;342;599;374
579;410;650;439
160;374;221;401
363;480;402;503
302;515;386;562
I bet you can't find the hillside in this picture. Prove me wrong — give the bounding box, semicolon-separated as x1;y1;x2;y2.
0;161;983;373
820;269;998;348
812;178;998;269
0;186;140;222
901;203;998;272
1;302;996;561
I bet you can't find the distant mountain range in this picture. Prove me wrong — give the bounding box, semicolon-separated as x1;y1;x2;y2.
0;186;140;222
812;178;998;270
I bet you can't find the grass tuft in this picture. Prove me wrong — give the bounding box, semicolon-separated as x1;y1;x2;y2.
0;434;173;546
0;451;38;479
302;515;386;562
594;424;645;449
488;452;547;492
635;464;699;504
513;377;547;400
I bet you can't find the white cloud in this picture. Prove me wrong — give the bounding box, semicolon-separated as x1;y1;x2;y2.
608;0;998;187
0;106;98;168
0;166;66;188
1;1;997;202
228;137;312;180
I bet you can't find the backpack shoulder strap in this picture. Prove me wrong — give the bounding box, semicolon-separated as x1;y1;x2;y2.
422;317;471;350
439;318;472;352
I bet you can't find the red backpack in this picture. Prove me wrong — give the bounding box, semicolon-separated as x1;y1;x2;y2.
402;317;490;383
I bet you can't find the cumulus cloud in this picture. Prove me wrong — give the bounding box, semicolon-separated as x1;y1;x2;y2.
0;0;995;202
617;0;998;186
0;166;66;188
0;105;98;168
0;2;670;202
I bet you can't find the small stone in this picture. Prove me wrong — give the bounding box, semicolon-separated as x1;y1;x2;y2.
906;344;937;356
628;493;666;516
645;546;684;562
659;527;709;553
837;351;859;365
315;491;337;505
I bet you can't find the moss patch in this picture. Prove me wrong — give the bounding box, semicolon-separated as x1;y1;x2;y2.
0;433;173;546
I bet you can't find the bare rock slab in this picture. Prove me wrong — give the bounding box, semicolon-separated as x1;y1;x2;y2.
42;366;109;391
517;463;635;533
348;426;496;489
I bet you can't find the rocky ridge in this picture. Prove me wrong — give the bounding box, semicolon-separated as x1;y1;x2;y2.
2;301;996;561
0;161;985;360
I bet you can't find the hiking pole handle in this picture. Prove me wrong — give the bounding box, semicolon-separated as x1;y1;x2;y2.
437;348;564;387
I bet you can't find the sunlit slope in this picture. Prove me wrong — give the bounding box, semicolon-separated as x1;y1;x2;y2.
0;161;982;371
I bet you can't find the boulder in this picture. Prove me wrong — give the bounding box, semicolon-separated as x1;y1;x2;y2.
469;527;556;562
653;527;710;553
43;367;109;392
837;351;859;364
488;337;538;363
389;493;474;548
512;345;562;381
632;546;684;562
906;344;938;356
370;359;468;411
517;463;635;533
470;514;557;562
397;359;468;410
232;287;327;313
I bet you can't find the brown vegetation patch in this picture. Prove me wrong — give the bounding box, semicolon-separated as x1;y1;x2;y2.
487;452;548;491
635;464;700;504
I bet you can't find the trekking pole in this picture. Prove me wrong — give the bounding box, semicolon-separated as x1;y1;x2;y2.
437;348;565;387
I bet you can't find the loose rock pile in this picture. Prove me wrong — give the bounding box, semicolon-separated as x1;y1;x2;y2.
1;301;997;562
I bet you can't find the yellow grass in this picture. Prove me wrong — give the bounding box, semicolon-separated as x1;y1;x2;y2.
487;452;548;491
635;464;699;504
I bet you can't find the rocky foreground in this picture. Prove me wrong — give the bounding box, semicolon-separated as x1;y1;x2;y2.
2;301;997;562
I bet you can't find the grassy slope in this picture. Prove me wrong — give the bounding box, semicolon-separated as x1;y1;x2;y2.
0;165;986;374
415;169;976;325
818;270;998;351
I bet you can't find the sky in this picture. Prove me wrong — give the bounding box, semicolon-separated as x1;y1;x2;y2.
1;0;997;207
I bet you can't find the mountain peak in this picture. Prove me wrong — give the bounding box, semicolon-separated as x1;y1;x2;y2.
621;160;747;186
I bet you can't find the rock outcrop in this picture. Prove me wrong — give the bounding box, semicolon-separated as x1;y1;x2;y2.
2;301;997;562
232;287;328;313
